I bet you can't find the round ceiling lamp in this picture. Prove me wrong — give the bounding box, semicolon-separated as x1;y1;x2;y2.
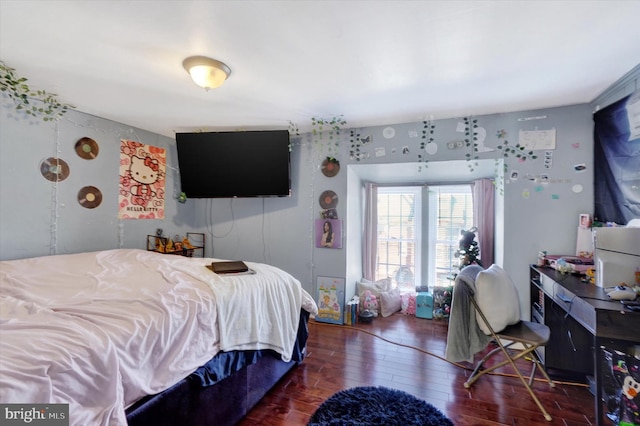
183;56;231;90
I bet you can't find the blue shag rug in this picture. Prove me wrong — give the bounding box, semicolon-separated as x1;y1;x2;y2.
307;386;453;426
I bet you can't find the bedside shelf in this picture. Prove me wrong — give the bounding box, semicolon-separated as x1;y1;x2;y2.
146;232;205;257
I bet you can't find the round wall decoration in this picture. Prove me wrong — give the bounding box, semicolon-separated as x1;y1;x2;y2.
319;190;338;209
40;157;70;182
77;186;103;209
75;137;99;159
321;158;340;177
383;126;396;139
424;142;438;155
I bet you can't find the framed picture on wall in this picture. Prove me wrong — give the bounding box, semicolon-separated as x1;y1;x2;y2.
315;219;342;249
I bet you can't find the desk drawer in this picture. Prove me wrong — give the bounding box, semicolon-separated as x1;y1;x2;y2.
553;286;596;335
546;301;595;375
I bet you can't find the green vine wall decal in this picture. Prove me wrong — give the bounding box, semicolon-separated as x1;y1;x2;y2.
417;120;435;171
0;61;74;121
349;129;362;160
463;117;480;172
495;133;537;163
492;129;538;195
287;120;300;152
288;120;300;137
493;159;506;196
311;115;346;157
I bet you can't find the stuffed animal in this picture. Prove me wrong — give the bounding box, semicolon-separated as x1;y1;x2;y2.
362;290;379;317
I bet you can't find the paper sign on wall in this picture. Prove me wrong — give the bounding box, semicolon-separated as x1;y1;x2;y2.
519;129;556;150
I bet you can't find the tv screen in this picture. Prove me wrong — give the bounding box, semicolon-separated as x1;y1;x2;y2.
176;130;291;198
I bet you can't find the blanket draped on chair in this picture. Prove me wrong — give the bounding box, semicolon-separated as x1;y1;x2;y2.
444;265;492;363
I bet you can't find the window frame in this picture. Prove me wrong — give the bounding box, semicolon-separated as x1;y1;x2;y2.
375;186;422;291
374;183;474;291
427;184;474;288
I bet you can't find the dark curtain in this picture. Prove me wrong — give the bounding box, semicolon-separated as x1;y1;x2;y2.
593;90;640;225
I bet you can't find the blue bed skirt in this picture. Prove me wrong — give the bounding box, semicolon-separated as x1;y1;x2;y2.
126;310;310;426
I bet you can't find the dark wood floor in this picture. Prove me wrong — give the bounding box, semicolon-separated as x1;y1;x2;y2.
238;313;599;425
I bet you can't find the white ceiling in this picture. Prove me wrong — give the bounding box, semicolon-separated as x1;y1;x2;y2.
1;1;639;139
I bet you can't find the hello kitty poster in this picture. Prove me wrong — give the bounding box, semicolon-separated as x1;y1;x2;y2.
118;139;166;219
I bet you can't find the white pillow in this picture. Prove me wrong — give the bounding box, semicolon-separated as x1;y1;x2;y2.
379;288;402;317
357;278;391;300
475;264;521;335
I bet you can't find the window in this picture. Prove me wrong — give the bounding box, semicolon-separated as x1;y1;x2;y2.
428;185;474;288
374;184;473;291
376;187;421;292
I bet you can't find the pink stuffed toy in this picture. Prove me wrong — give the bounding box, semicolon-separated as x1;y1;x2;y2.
362;290;379;316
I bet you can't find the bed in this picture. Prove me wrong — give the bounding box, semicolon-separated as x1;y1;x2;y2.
0;249;317;425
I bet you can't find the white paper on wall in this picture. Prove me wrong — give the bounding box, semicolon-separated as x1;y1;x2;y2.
519;129;556;150
475;127;495;152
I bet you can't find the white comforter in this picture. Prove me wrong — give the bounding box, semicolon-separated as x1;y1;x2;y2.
169;257;317;361
0;249;317;426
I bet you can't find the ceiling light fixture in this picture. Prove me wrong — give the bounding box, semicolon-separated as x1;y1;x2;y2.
182;56;231;90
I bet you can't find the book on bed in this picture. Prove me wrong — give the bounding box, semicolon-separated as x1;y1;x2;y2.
208;261;252;274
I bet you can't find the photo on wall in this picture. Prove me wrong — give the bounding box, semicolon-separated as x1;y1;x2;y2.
315;219;342;249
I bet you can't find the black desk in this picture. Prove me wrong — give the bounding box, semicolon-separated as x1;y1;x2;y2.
529;266;640;425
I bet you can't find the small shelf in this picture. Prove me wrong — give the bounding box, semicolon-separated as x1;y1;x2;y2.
147;232;205;257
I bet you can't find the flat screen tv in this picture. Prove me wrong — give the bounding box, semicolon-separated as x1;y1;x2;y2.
175;130;291;198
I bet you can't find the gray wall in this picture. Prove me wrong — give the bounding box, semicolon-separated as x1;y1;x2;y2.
191;104;595;317
0;101;598;318
2;63;638;318
0;108;192;260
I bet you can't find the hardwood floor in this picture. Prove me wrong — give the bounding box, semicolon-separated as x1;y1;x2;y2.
238;313;598;425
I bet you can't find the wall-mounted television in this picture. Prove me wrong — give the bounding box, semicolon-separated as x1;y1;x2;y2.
176;130;291;198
